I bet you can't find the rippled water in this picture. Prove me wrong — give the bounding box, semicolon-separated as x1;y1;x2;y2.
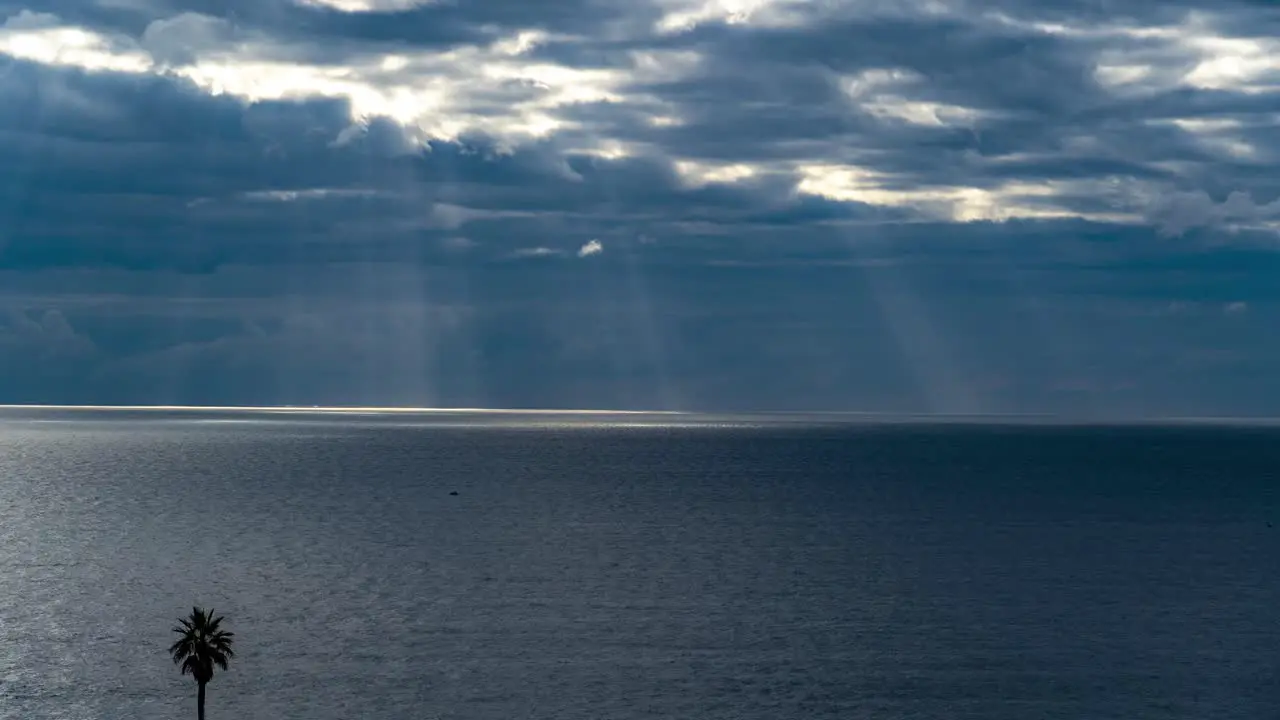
0;411;1276;719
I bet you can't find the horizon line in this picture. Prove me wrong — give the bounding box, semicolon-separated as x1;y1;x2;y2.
0;404;690;415
0;404;1050;416
1;405;1279;425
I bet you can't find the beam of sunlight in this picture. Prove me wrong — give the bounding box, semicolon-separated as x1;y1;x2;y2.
428;151;486;408
619;238;682;412
979;238;1101;417
592;160;682;411
346;136;432;408
840;233;982;416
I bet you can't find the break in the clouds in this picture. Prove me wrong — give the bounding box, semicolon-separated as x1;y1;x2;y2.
0;0;1278;415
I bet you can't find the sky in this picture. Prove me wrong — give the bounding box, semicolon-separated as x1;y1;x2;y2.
0;0;1277;415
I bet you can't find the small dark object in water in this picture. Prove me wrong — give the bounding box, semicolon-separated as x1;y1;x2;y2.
449;491;459;496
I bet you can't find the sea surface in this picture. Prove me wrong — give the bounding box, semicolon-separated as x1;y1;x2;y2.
0;409;1276;720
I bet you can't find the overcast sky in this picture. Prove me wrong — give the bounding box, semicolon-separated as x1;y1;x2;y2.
0;0;1277;414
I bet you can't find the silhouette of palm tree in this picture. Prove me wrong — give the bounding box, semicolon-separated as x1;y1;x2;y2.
170;607;235;720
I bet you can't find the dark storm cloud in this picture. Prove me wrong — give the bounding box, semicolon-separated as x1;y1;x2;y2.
951;0;1273;27
7;0;1275;213
601;8;1277;207
0;0;643;58
0;0;1278;414
0;57;911;272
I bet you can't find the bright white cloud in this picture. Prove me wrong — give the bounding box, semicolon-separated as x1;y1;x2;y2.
177;35;692;151
0;11;151;72
796;163;1125;223
993;8;1280;98
654;0;954;33
1060;13;1280;97
673;159;757;186
841;67;921;96
842;68;988;128
577;239;604;257
1094;63;1154;89
240;188;385;202
512;247;562;258
653;0;811;33
292;0;436;11
795;164;904;207
1183;34;1280;94
866;99;987;127
0;10;691;151
1154;118;1262;161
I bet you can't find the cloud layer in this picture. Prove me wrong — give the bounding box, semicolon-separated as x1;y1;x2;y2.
0;0;1277;414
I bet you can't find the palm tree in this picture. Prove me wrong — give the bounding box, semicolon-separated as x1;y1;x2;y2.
170;607;235;720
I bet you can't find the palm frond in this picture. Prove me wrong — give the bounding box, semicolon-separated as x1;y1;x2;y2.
170;606;236;684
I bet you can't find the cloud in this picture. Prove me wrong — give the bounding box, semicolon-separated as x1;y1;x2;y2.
2;1;1276;234
439;236;475;252
1;307;95;358
0;0;1279;413
511;247;563;259
140;13;235;66
1141;189;1280;237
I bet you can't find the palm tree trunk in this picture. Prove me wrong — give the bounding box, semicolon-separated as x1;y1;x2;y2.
197;681;206;720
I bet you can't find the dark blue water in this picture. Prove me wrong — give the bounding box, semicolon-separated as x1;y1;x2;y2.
0;410;1276;719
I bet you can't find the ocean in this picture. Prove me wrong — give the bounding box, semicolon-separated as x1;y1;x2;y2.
0;409;1275;720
